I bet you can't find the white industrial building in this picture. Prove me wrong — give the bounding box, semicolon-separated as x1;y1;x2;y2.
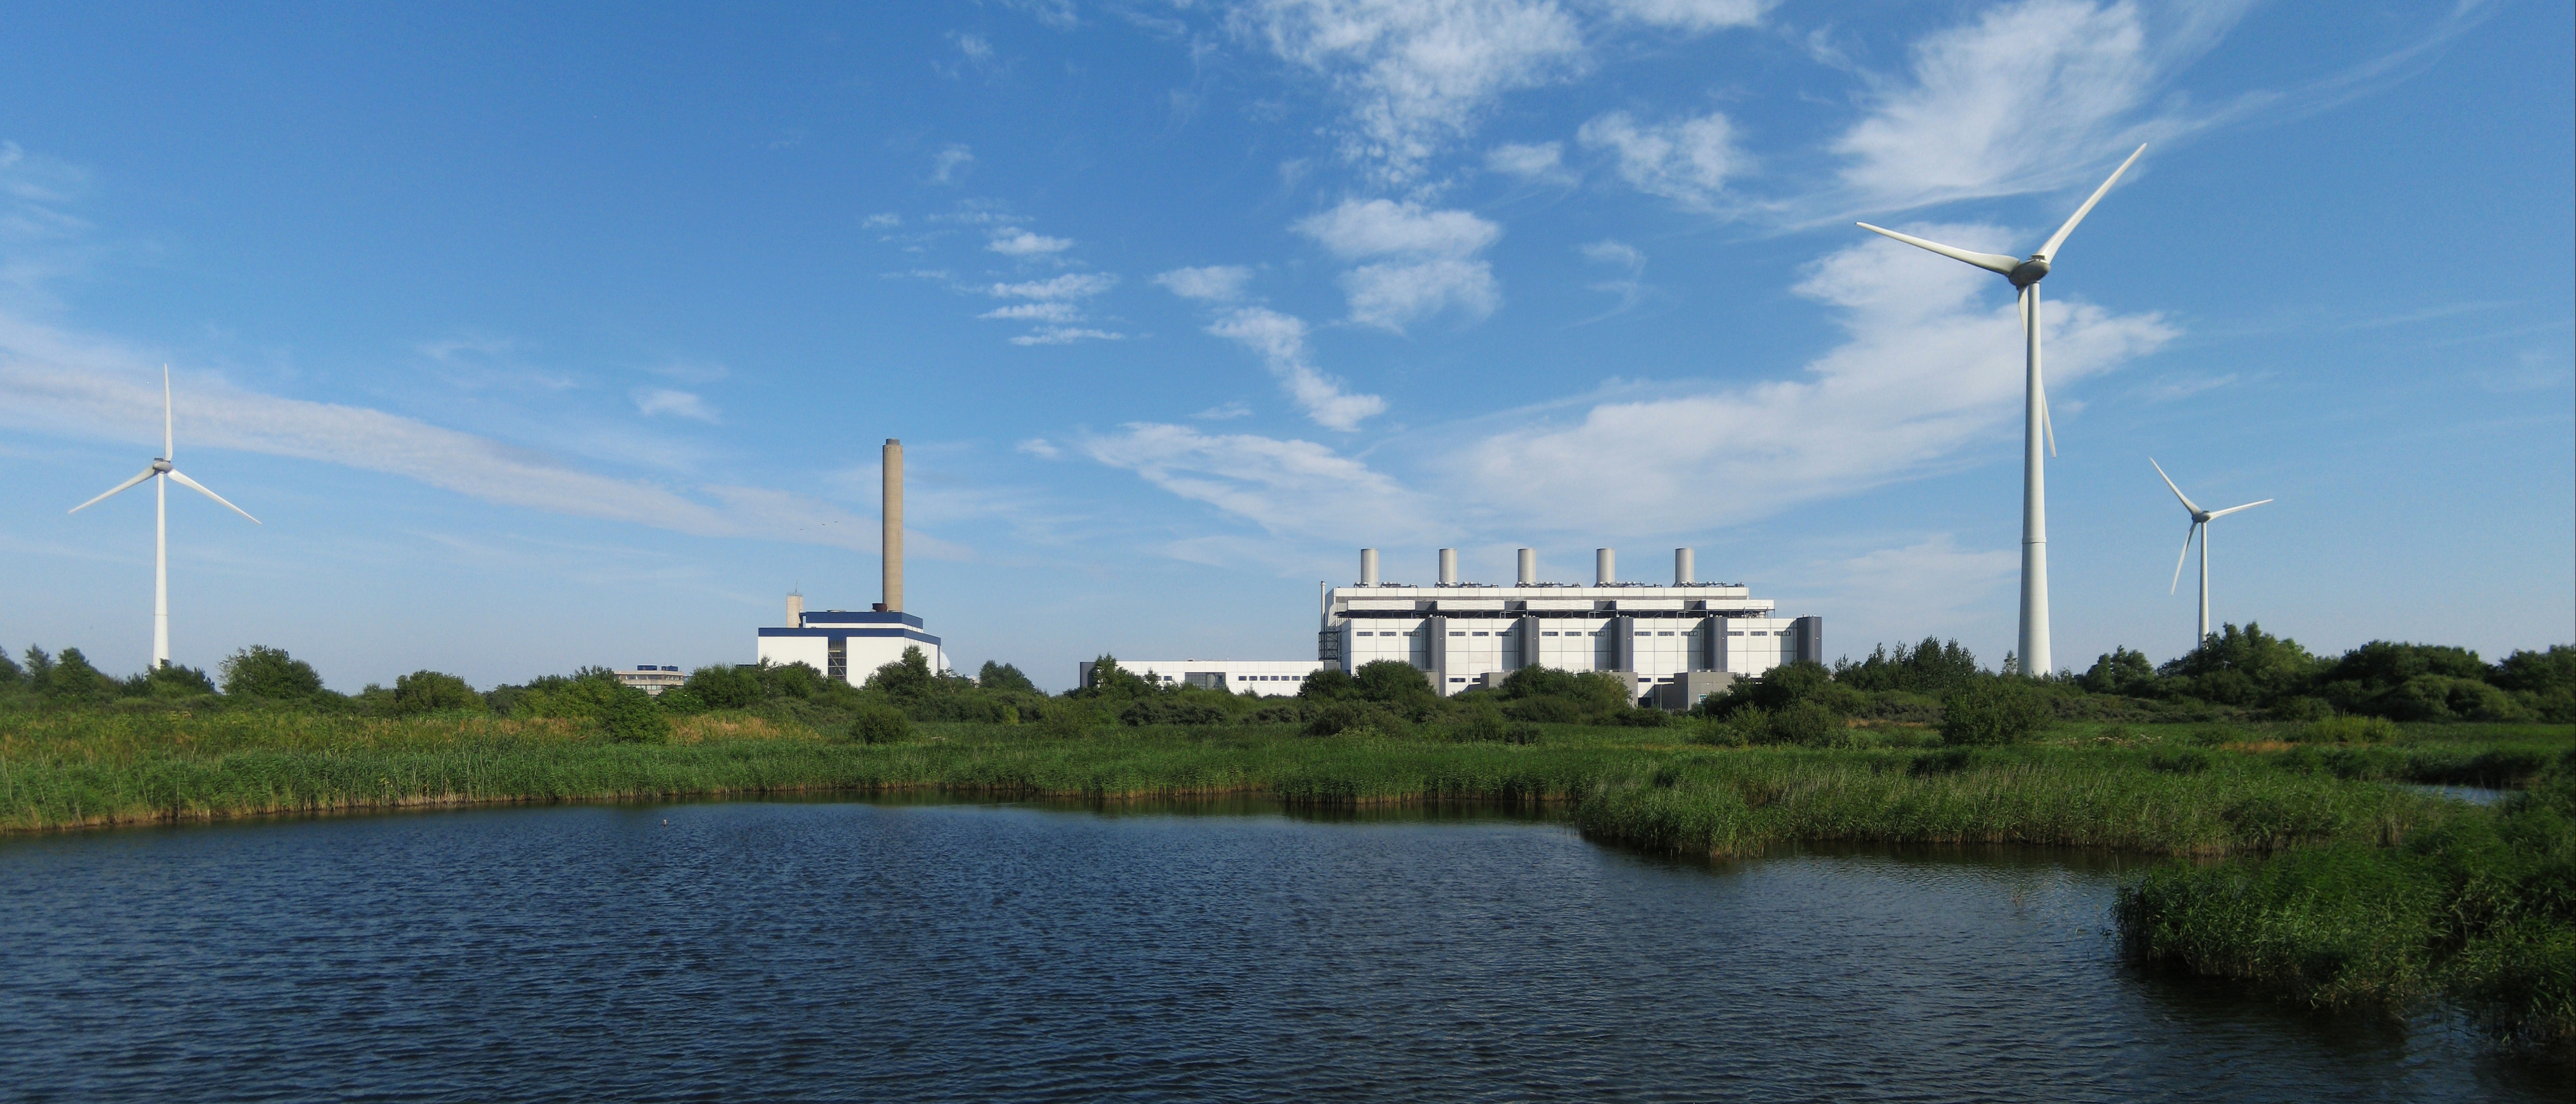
1078;658;1333;696
1081;546;1821;709
752;438;951;685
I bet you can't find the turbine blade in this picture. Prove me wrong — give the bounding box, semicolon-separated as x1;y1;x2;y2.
2037;144;2146;260
2149;457;2202;515
69;467;156;513
2043;398;2058;458
2208;498;2273;519
163;364;174;461
1854;223;2019;275
166;469;261;524
2170;521;2197;594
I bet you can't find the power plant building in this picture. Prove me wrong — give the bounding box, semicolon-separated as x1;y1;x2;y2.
754;438;948;684
1083;546;1821;708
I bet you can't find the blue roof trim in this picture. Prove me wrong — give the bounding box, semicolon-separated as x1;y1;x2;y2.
793;610;925;628
759;627;942;646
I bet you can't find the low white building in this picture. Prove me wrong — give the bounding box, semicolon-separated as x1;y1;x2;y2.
757;595;946;686
1079;658;1334;696
1078;546;1821;708
612;666;685;696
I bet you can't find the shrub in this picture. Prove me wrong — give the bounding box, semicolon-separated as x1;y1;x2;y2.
655;688;708;714
2296;715;2401;743
849;703;909;744
1238;701;1309;726
1120;698;1230;727
1504;696;1583;724
391;670;481;715
123;663;218;699
864;646;936;702
1304;701;1407;737
1939;678;2051;746
1764;699;1841;745
221;645;327;701
682;664;764;709
1035;701;1099;738
1449;711;1508;742
1611;707;1671;728
596;683;671;743
38;648;115;703
2269;696;2334;724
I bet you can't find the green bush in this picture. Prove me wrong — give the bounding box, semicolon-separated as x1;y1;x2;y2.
221;645;328;702
654;688;708;714
2148;748;2212;774
1939;678;2051;746
1305;701;1408;737
849;703;909;744
39;648;116;703
596;683;671;743
391;670;481;715
682;664;764;709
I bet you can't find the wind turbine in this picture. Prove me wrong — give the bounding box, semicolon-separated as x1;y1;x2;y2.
2150;458;2270;644
68;367;260;668
1857;143;2147;677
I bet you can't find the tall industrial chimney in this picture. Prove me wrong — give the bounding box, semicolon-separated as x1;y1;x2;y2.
1675;548;1694;585
882;438;903;613
786;591;804;628
1359;547;1379;586
1596;548;1616;585
1517;548;1535;585
1438;548;1457;585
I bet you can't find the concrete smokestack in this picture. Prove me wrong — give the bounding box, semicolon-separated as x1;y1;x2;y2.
786;591;804;628
1596;548;1616;585
882;439;903;613
1359;548;1379;586
1517;548;1535;585
1438;548;1457;585
1675;548;1694;585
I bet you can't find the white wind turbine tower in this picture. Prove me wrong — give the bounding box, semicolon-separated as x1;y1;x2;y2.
2151;458;2270;644
68;367;261;668
1857;144;2147;677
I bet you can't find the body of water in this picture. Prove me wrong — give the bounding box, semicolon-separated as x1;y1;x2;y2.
0;799;2553;1102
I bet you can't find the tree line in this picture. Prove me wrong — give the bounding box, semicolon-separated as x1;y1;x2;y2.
0;624;2566;746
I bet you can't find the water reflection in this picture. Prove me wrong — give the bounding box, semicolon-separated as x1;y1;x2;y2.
0;798;2554;1102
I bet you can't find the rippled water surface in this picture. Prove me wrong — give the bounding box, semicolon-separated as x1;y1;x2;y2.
0;799;2553;1102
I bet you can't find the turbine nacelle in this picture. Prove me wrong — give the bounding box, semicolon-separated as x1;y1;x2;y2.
2008;257;2051;288
151;458;173;473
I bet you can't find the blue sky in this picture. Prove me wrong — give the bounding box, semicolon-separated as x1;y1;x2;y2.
0;0;2566;691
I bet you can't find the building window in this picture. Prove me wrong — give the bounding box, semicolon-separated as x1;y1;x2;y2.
1450;632;1465;637
1542;631;1558;637
1658;632;1674;637
1471;632;1489;637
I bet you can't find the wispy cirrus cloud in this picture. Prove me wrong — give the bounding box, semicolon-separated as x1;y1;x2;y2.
1076;421;1432;540
1235;0;1589;182
1294;198;1502;331
1153;265;1254;302
989;229;1074;256
0;312;909;552
632;387;718;422
1206;306;1387;430
1579;108;1748;210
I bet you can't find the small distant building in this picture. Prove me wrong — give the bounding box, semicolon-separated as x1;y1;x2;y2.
1079;658;1333;695
613;665;686;696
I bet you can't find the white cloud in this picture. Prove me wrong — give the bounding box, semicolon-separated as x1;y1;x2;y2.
632;388;718;422
1207;306;1388;430
1831;0;2214;212
1339;258;1500;331
1194;400;1253;420
955;33;994;61
0;315;892;552
1485;140;1569;179
1236;0;1588;181
1294;199;1502;331
1800;534;2020;657
1154;265;1254;301
930;143;975;184
988;272;1118;300
979;302;1084;322
1437;225;2177;532
1077;422;1431;539
1580;239;1643;269
1010;327;1126;345
1577;109;1745;208
989;230;1074;256
1295;198;1500;259
1592;0;1767;32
